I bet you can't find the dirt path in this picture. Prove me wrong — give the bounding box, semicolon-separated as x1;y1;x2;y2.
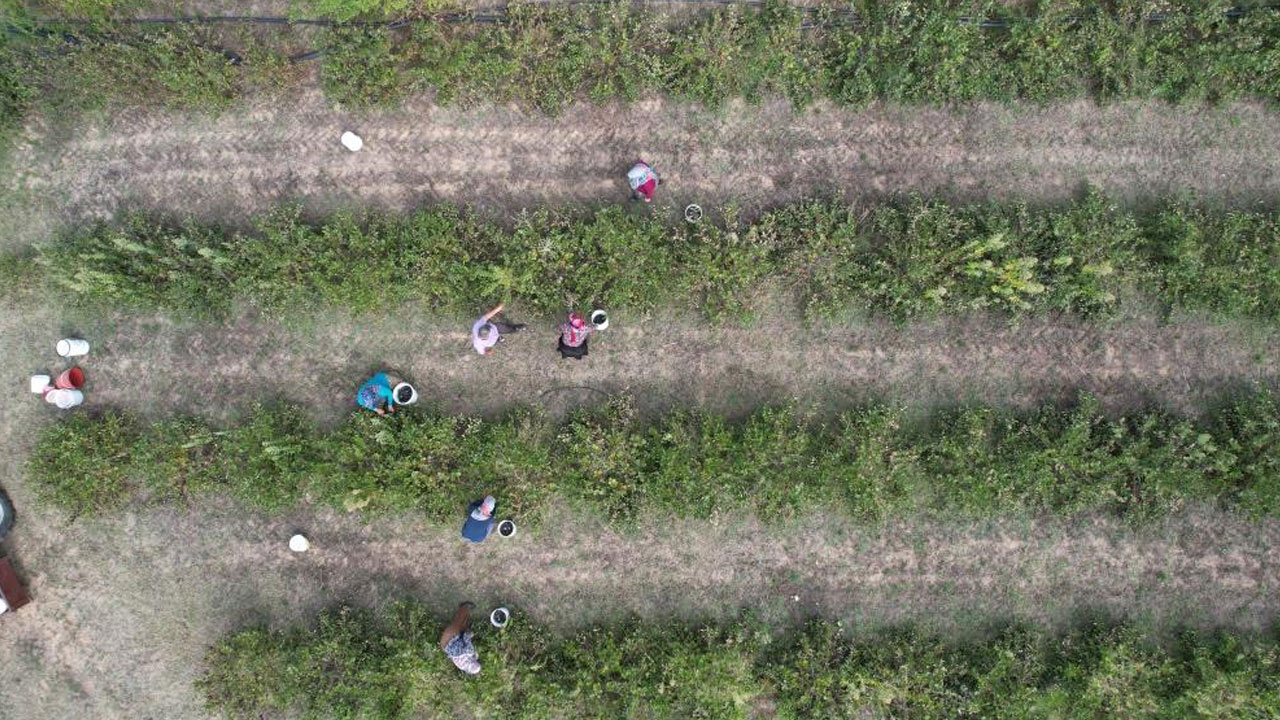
6;95;1280;250
0;494;1275;720
3;300;1277;427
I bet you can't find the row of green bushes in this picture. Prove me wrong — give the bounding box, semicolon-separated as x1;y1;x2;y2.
29;392;1280;520
200;602;1280;719
3;0;1279;125
319;0;1280;111
29;193;1280;321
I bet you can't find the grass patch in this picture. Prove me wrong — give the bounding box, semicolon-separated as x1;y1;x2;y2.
27;193;1280;322
199;602;1280;719
28;392;1280;521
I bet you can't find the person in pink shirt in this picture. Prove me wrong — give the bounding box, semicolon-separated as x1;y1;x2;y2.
557;311;594;360
627;159;662;203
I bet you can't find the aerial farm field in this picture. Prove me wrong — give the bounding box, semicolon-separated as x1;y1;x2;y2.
1;1;1279;718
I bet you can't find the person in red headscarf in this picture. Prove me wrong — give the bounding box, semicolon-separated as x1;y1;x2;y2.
557;311;594;360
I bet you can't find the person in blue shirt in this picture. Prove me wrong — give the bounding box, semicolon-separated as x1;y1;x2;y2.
356;372;398;415
461;495;496;543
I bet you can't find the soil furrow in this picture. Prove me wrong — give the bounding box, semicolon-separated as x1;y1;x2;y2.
2;301;1276;429
6;97;1280;251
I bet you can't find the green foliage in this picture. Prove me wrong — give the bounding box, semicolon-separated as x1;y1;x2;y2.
26;26;239;113
1143;204;1280;319
31;193;1280;322
26;412;140;516
294;0;416;23
200;603;765;720
0;41;35;135
768;620;1280;720
5;0;1280;125
27;392;1280;521
320;28;406;107
200;604;1280;720
4;0;132;21
0;249;40;300
37;214;237;314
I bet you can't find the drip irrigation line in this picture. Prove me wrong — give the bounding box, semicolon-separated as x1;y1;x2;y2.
539;385;612;399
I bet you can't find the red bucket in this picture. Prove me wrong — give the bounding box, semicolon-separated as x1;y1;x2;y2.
54;367;85;390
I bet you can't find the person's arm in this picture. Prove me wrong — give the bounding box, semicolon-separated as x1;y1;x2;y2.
481;303;504;322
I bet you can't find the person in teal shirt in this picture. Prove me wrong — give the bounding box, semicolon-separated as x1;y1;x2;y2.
356;372;397;415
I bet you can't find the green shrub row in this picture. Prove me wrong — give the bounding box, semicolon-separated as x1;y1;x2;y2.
3;0;1279;123
30;193;1280;321
200;602;1280;719
28;392;1280;521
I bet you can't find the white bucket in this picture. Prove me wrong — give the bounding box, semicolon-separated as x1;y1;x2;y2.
392;383;418;406
56;338;90;357
590;310;609;331
44;388;84;409
498;519;517;538
29;375;51;393
490;607;510;628
289;534;310;552
340;131;364;152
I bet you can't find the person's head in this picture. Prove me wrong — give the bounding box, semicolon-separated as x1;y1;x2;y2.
478;325;492;340
569;312;586;329
479;495;496;518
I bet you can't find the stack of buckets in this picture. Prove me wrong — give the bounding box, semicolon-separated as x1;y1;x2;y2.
31;338;89;409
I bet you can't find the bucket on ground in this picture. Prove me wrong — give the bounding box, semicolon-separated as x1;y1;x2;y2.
590;310;609;331
393;383;418;406
29;375;50;394
289;534;310;552
490;607;510;628
498;520;517;538
685;204;703;224
56;338;90;357
341;131;364;152
54;367;85;390
44;388;83;409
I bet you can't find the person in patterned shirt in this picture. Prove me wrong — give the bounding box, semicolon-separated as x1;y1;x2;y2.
627;159;662;203
557;311;594;360
439;601;481;675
